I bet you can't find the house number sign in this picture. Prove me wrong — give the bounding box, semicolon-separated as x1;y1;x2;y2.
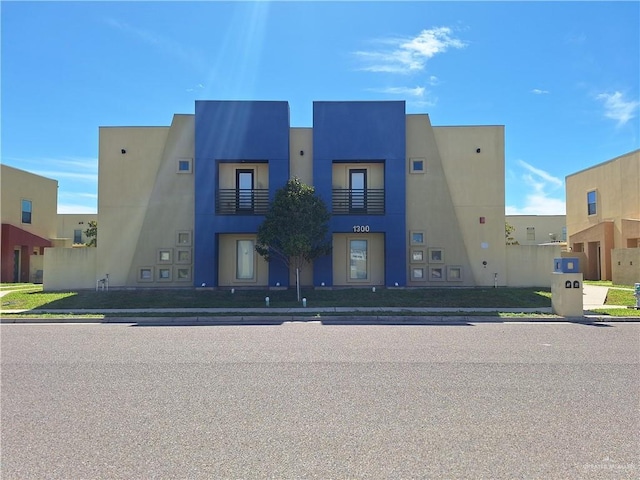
352;225;371;233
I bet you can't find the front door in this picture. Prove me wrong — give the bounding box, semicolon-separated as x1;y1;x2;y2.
13;249;20;283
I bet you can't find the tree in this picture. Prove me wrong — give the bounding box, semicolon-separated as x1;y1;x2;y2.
505;222;519;245
256;178;332;300
84;220;97;247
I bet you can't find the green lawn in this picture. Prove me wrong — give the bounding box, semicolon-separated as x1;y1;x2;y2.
2;285;552;310
3;283;637;318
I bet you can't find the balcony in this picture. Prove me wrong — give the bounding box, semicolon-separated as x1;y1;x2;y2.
332;189;385;215
216;189;269;215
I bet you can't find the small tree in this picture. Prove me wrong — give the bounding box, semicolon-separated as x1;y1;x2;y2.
505;222;519;245
84;220;97;247
256;178;331;300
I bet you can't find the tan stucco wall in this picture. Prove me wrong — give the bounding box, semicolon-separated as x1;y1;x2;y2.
57;214;98;245
505;244;562;287
405;116;506;286
332;233;384;286
332;163;384;189
506;215;566;245
566;149;639;247
43;247;97;291
29;255;44;283
1;164;58;239
219;163;269;190
290;128;313;184
611;248;640;286
285;128;315;287
218;234;269;287
97;114;195;287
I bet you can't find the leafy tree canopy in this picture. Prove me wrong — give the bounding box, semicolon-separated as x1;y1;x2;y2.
256;177;331;271
84;220;97;247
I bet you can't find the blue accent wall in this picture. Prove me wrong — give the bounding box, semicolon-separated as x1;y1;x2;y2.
194;101;290;287
313;101;407;286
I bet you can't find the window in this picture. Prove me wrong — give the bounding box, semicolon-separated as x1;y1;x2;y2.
176;231;192;246
561;226;567;242
73;229;82;244
429;267;444;281
349;239;368;280
411;231;425;245
411;250;424;262
412;267;425;280
175;266;191;281
158;268;171;281
237;170;254;211
410;158;425;174
447;266;463;281
587;190;597;215
177;158;192;174
21;199;32;224
428;248;444;263
139;267;153;282
349;169;367;212
176;249;191;264
157;249;172;264
236;240;255;280
526;227;535;241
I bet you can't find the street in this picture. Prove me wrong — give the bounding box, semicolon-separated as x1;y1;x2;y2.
2;321;639;479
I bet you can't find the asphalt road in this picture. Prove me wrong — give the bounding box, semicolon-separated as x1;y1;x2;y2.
2;321;639;479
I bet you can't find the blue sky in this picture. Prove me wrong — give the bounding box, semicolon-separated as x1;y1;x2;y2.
2;1;638;214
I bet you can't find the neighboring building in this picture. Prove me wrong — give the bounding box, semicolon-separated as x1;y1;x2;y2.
57;214;98;246
566;149;640;283
1;164;57;283
91;100;507;289
506;215;566;246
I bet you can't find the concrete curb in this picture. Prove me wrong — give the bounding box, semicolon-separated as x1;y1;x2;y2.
2;314;639;325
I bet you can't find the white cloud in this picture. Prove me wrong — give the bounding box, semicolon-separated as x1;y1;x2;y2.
186;83;205;92
367;86;425;97
58;204;98;215
596;91;640;126
354;27;467;75
532;88;549;95
518;160;563;188
506;160;565;215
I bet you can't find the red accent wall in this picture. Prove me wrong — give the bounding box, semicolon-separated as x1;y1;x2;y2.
1;224;51;283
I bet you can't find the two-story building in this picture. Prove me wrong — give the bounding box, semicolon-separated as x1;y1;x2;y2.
1;165;58;283
81;100;508;289
566;149;640;283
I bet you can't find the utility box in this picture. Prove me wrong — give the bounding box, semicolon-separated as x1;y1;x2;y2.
554;257;580;273
551;257;583;317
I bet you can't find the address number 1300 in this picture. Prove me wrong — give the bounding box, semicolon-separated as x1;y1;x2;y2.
352;225;370;233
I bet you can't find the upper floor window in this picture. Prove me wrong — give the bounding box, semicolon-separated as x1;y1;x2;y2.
21;199;32;224
74;229;82;244
587;190;597;215
526;227;535;241
177;158;192;174
237;170;254;211
410;158;425;174
349;169;367;212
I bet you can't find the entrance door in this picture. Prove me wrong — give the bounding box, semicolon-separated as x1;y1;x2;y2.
13;249;20;283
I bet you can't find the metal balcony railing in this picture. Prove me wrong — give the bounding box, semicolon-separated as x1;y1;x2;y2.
332;189;385;215
216;189;269;215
